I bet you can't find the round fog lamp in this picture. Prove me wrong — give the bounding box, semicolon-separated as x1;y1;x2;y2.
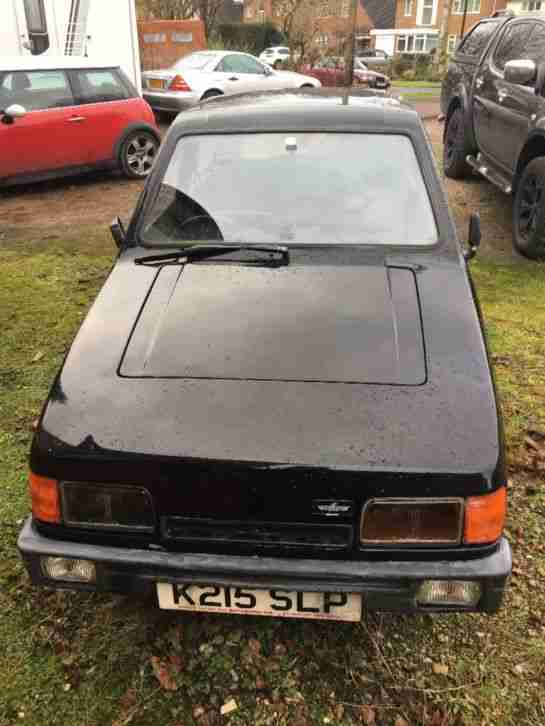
416;580;481;607
41;556;96;583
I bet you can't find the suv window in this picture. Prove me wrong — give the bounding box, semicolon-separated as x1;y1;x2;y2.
73;69;128;103
493;22;534;71
0;70;74;110
525;24;545;65
458;20;498;57
219;55;265;75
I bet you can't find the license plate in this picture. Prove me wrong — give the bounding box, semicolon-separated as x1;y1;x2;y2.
157;583;362;622
148;78;164;90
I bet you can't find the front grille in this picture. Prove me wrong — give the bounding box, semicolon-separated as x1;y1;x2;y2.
162;517;353;553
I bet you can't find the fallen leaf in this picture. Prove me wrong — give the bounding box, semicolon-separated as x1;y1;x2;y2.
248;638;261;656
432;662;449;675
395;717;409;726
193;706;205;719
255;676;266;690
220;699;238;715
150;656;178;691
168;654;184;672
32;351;44;363
360;705;376;724
513;664;525;675
334;704;344;720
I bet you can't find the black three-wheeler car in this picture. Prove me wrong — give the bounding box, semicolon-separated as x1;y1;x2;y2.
19;90;511;620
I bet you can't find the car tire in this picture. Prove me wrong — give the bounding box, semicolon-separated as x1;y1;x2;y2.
119;130;159;180
201;90;223;101
443;108;471;180
513;157;545;260
300;84;314;89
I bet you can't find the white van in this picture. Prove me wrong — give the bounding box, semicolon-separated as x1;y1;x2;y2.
0;0;142;93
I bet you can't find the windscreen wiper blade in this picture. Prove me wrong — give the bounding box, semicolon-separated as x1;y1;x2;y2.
135;244;290;267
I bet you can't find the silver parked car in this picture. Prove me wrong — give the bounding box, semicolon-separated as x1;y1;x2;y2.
142;50;321;115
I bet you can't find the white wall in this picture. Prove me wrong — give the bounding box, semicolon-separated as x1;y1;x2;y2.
372;33;396;55
0;0;24;55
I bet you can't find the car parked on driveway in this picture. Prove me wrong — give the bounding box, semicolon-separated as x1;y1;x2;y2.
302;57;390;89
0;57;160;187
357;49;391;66
18;89;510;619
259;46;291;69
442;12;545;259
142;50;320;116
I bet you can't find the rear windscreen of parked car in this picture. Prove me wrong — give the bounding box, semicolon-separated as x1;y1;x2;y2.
141;133;437;247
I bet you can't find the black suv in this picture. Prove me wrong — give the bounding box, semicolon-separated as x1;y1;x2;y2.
441;12;545;259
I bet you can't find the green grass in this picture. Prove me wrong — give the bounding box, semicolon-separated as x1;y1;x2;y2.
1;237;544;726
392;81;442;89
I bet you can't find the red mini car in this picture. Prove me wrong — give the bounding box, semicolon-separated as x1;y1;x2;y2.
0;57;160;187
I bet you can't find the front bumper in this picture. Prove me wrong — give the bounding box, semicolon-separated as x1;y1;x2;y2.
142;90;200;113
18;518;511;613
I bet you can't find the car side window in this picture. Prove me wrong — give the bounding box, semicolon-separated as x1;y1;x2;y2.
234;55;267;75
457;21;498;57
525;24;545;65
493;23;534;72
73;69;129;104
0;70;74;111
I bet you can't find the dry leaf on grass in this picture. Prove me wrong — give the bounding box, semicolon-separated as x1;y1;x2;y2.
432;662;449;675
220;699;238;715
150;656;178;691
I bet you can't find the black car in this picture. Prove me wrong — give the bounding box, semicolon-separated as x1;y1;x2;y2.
18;90;511;621
441;12;545;259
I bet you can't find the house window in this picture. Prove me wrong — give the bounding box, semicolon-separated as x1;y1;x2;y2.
316;32;329;46
421;0;434;25
453;0;481;13
447;34;458;53
143;33;166;44
404;0;413;15
396;32;437;52
341;0;349;16
522;0;543;9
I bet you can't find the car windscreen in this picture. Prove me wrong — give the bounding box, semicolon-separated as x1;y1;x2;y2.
174;53;218;70
140;133;438;247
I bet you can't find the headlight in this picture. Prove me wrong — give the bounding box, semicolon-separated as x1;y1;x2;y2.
360;498;463;545
60;482;155;532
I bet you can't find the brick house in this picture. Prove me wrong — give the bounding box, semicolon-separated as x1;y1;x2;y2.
243;0;396;53
372;0;507;57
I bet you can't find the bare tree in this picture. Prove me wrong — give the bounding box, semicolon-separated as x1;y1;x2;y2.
136;0;194;19
193;0;225;38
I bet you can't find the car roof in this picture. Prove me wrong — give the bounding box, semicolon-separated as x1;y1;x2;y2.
171;89;419;134
0;56;121;73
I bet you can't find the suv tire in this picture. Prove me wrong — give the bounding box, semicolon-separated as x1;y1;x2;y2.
444;108;471;179
513;157;545;260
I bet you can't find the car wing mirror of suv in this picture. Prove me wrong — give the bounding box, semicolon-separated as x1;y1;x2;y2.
504;59;537;87
1;104;27;125
465;213;481;262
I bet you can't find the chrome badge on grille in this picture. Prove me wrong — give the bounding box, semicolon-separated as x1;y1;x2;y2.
312;500;353;518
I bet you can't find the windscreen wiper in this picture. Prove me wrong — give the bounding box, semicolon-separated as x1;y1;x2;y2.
135;243;290;267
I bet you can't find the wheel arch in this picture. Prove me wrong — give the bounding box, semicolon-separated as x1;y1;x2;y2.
200;89;224;101
444;87;475;151
514;132;545;193
113;122;161;163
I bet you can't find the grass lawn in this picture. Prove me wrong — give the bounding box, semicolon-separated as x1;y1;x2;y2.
0;234;544;726
392;82;442;89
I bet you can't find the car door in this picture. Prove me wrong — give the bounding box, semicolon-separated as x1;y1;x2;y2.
215;54;271;96
0;68;83;179
69;68;136;164
494;22;545;172
473;21;533;170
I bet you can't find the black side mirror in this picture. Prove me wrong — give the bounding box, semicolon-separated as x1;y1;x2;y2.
465;213;481;261
110;217;126;249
